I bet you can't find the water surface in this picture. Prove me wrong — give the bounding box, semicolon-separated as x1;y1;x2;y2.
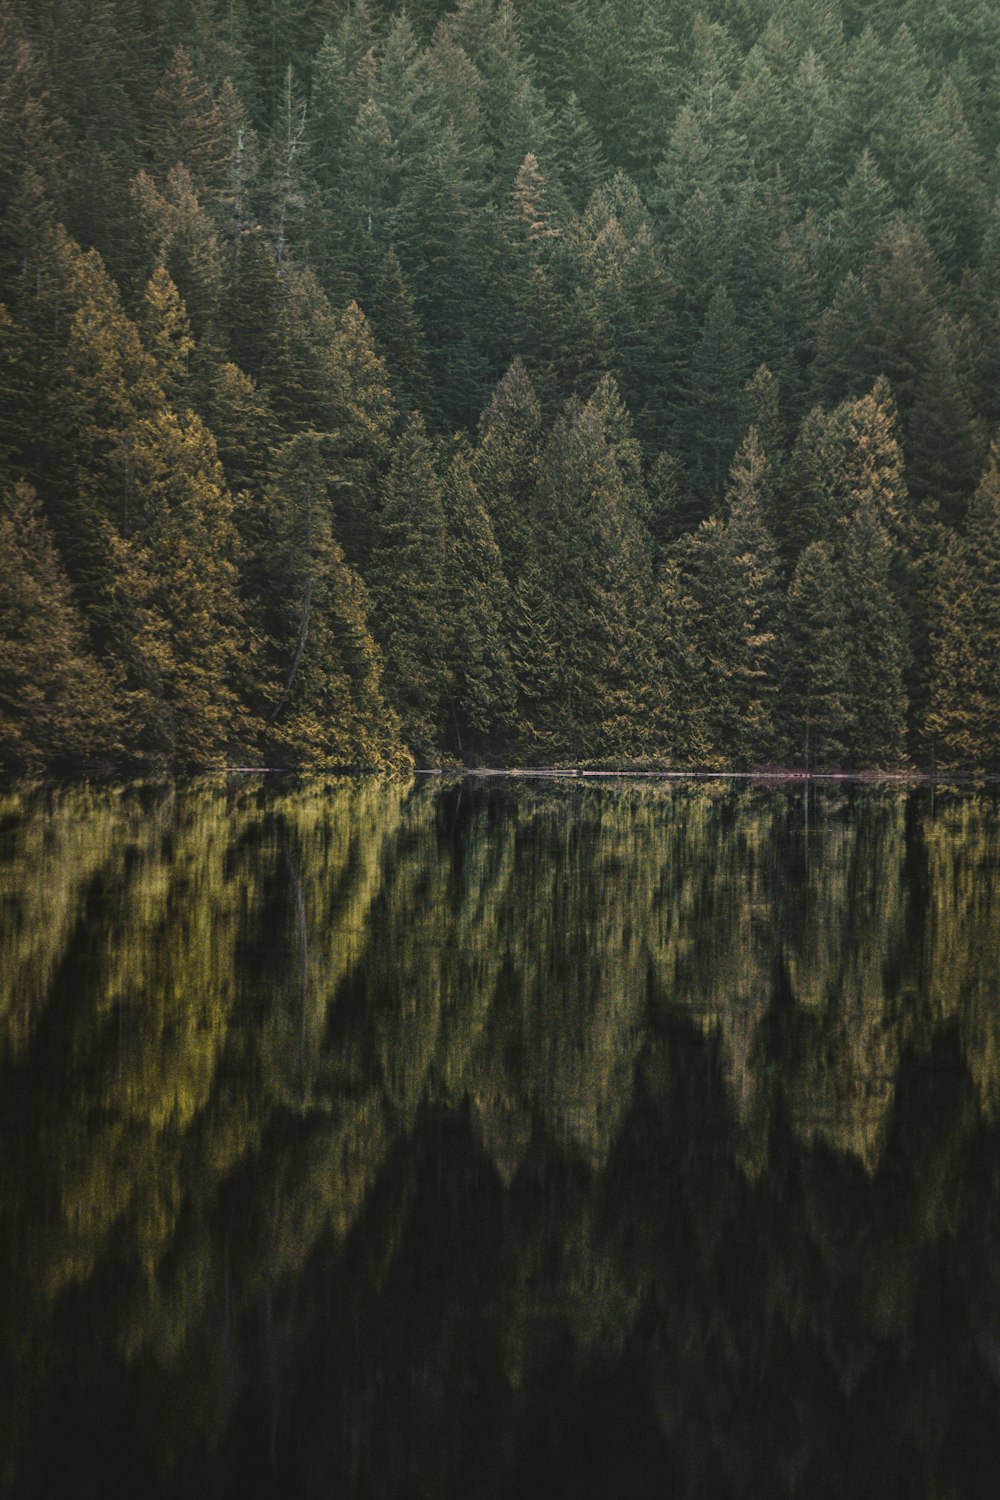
2;776;999;1498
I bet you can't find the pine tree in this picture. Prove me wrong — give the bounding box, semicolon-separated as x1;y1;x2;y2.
841;499;909;766
774;403;851;560
925;446;1000;768
310;3;379;191
335;97;400;292
369;248;436;421
0;481;121;772
681;285;752;498
724;429;782;761
130;166;225;338
550;92;608;213
258;431;405;768
441;442;515;753
780;540;852;767
473;357;543;582
0;10;67;277
498;569;559;766
140;266;194;401
824;150;896;283
367;413;453;759
147;44;227;190
261;64;310;278
125;406;251;765
559;172;676;447
648;552;712;764
325;299;398;572
527;378;658;759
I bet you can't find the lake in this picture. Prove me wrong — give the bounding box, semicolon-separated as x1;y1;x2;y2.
2;775;999;1498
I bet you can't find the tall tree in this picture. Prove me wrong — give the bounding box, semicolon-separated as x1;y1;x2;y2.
841;498;909;766
441;441;515;754
257;431;404;768
925;447;1000;768
367;413;453;760
0;481;121;772
779;540;852;767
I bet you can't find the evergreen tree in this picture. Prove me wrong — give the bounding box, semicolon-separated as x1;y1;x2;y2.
124;405;252;765
527;378;658;760
773;403;851;560
0;481;121;772
780;540;852;767
258;431;405;768
724;429;782;761
841;499;909;766
368;248;436;421
130;166;225;337
550;92;609;214
680;285;752;499
147;43;227;190
925;447;1000;768
473;357;543;581
140;265;195;400
367;413;453;759
441;442;515;754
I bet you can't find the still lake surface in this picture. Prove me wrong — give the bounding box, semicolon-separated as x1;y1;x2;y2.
2;774;1000;1498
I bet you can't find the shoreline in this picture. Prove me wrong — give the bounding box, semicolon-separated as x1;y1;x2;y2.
5;766;999;792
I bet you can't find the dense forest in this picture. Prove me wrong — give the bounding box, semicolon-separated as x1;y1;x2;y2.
2;0;1000;772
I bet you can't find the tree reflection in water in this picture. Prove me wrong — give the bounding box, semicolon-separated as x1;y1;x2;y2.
1;776;999;1498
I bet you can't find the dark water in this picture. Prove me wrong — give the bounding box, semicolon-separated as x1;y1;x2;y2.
2;775;1000;1499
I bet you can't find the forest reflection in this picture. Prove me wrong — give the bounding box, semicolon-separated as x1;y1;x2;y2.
2;776;1000;1499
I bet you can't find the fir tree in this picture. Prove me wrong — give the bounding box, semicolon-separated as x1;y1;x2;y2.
367;413;453;759
369;248;436;421
926;446;1000;768
780;540;852;767
841;499;909;766
0;481;121;772
259;431;405;769
441;441;515;753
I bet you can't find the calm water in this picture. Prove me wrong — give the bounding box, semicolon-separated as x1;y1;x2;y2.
2;775;1000;1498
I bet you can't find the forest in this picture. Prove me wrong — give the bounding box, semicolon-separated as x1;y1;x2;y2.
2;0;1000;772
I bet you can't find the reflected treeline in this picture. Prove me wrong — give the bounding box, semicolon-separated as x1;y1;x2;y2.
2;778;1000;1498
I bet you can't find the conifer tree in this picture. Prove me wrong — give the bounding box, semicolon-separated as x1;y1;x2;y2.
0;481;121;772
147;44;227;190
140;265;195;401
723;429;782;761
682;285;752;498
507;560;564;763
367;413;453;760
774;403;851;560
125;405;252;765
259;431;404;769
473;358;543;582
926;446;1000;768
841;499;908;766
550;92;609;213
441;442;515;753
369;248;436;421
130;166;225;338
780;540;852;767
325;299;398;572
527;378;658;759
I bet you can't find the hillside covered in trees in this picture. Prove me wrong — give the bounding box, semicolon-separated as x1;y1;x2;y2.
2;0;1000;772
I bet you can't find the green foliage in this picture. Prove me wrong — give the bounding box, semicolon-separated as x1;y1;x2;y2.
780;541;852;766
0;483;121;772
367;414;453;760
926;447;1000;768
0;0;999;770
259;432;406;769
